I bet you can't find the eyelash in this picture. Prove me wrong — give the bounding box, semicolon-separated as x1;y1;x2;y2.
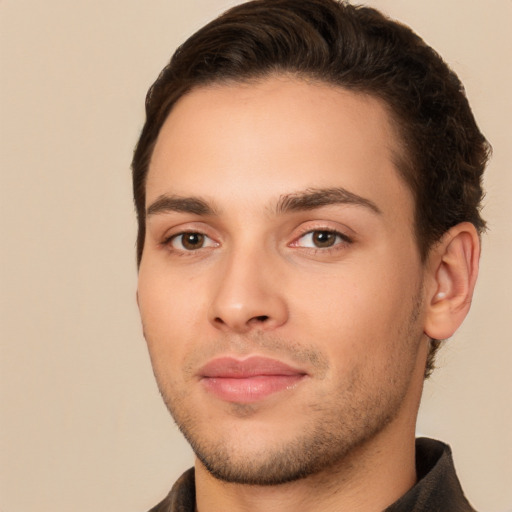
161;231;218;253
291;228;353;252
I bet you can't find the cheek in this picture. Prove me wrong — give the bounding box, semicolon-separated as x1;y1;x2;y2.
137;271;196;394
138;258;206;320
287;254;421;357
137;265;201;359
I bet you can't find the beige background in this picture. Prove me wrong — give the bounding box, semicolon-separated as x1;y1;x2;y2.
1;1;511;511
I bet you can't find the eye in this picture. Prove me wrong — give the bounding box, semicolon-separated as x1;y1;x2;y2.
169;232;217;251
294;230;350;249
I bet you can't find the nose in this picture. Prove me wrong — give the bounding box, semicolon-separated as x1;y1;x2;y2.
208;247;288;334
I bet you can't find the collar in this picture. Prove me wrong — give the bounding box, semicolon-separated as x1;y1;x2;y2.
384;438;476;511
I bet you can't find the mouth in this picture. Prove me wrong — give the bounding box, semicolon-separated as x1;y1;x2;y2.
198;356;307;403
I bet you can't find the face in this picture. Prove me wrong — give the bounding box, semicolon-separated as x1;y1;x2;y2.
137;77;430;485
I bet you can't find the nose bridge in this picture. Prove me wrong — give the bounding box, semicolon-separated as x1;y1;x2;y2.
208;238;288;332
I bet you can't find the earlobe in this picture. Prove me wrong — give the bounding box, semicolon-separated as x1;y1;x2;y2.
424;222;480;340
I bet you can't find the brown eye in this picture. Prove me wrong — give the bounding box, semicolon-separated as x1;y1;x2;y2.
182;233;204;250
312;231;337;248
171;232;209;251
293;229;351;250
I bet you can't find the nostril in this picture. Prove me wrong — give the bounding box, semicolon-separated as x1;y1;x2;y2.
212;314;274;329
213;315;268;325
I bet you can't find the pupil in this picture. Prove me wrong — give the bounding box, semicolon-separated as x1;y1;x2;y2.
183;233;204;249
313;231;334;247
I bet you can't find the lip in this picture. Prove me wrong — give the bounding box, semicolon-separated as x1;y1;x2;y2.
198;356;307;403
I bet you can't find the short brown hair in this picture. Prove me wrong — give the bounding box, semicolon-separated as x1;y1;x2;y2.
131;0;490;375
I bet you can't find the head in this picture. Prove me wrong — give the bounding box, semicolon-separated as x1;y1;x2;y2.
133;0;489;487
132;0;489;377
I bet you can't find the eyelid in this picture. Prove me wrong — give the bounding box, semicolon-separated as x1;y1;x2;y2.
291;221;353;241
294;230;350;245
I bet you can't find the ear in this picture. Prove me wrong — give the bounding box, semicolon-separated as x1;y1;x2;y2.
424;222;480;340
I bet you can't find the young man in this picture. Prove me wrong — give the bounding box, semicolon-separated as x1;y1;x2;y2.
132;1;489;510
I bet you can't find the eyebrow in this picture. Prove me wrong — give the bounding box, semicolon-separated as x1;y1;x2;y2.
275;187;382;215
146;186;381;218
146;195;218;217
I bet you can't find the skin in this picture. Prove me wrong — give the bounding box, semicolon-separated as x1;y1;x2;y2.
137;76;479;512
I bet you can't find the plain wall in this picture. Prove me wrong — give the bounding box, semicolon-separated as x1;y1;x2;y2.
1;1;511;511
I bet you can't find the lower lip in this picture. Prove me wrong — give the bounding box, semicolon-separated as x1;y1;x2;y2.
201;375;305;403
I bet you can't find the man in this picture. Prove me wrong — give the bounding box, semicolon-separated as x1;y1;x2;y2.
132;0;490;510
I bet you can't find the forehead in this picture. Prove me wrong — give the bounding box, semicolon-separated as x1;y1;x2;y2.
147;76;413;222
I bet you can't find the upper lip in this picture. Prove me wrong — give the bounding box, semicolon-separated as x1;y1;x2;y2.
198;356;307;378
